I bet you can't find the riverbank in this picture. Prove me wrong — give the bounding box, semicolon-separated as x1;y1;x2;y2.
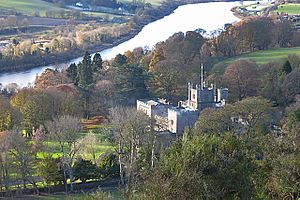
0;1;180;73
0;0;230;74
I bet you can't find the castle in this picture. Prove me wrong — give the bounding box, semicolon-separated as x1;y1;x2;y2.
137;66;228;134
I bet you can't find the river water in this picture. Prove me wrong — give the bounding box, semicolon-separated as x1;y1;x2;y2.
0;1;255;87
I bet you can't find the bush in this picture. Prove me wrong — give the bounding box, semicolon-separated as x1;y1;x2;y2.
98;153;119;179
74;159;98;183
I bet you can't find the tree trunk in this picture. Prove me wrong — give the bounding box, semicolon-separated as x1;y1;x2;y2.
151;135;157;168
69;166;74;193
63;168;68;193
118;142;125;185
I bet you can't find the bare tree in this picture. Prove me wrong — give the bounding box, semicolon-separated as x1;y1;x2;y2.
0;131;11;192
110;106;154;189
8;130;39;194
46;116;81;192
79;131;99;164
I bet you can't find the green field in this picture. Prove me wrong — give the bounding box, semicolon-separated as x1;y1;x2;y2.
0;0;165;16
0;0;64;16
219;47;300;65
275;3;300;15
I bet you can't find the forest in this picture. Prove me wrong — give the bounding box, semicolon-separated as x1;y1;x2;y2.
0;10;300;200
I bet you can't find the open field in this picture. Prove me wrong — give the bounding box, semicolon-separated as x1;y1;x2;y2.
0;0;65;16
275;3;300;15
218;47;300;65
0;0;165;17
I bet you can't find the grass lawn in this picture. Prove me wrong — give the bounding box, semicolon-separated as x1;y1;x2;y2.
274;3;300;15
218;47;300;66
0;0;65;16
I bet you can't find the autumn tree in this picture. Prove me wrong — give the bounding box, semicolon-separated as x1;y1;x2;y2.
0;131;12;191
0;96;20;131
149;59;182;100
11;89;54;136
223;59;259;101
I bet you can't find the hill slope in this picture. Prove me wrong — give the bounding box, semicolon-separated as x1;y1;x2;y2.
0;0;64;16
219;47;300;65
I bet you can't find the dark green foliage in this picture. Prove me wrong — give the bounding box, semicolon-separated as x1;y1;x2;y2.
114;63;149;104
92;53;103;72
112;54;127;68
280;60;292;75
74;159;98;183
66;63;78;84
140;134;258;199
98;153;119;179
77;51;94;87
37;156;64;186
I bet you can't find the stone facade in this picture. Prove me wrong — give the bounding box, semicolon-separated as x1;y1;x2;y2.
137;67;229;134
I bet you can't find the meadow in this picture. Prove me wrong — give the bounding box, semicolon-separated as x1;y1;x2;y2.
274;3;300;15
0;0;165;16
0;0;65;16
218;47;300;65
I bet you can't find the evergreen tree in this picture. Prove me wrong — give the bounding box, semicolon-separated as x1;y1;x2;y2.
76;52;94;118
112;53;127;68
66;63;78;84
115;63;149;104
92;53;103;72
77;52;93;87
280;60;292;75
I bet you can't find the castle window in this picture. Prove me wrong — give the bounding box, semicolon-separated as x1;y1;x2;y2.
170;120;174;125
193;94;196;99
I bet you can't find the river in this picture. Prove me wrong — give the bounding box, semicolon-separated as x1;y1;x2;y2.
0;1;256;87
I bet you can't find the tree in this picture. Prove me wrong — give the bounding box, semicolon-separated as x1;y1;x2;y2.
149;59;182;100
114;63;149;105
264;104;300;199
11;89;54;136
98;152;119;179
77;52;95;118
0;96;20;131
139;133;258;199
46;116;81;192
37;155;64;191
74;159;98;183
112;53;127;68
8;130;39;193
194;97;273;136
92;53;103;72
79;131;99;164
280;60;292;75
110;107;154;190
223;59;259;101
282;68;300;104
0;131;12;191
77;51;93;87
66;63;78;84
